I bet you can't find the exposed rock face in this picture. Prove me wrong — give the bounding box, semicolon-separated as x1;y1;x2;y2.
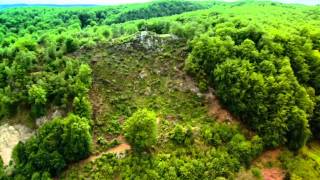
134;31;179;51
35;108;63;127
0;124;34;165
114;31;179;52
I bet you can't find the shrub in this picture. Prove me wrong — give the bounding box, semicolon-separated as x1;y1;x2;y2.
201;123;238;146
170;125;194;145
64;37;79;53
13;114;92;178
0;157;5;179
251;167;262;179
228;134;263;167
100;26;112;39
124;109;157;152
73;96;92;119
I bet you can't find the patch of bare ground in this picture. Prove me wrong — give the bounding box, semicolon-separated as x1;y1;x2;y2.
253;149;285;180
254;149;282;165
262;168;285;180
204;88;239;123
179;74;238;123
0;124;34;166
80;135;131;164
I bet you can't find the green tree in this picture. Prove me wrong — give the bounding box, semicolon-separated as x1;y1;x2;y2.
124;109;157;152
13;114;92;178
28;84;47;105
73;96;92;119
28;84;47;117
64;37;79;53
170;125;194;145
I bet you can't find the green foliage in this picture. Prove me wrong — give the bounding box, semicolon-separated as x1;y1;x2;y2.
200;122;263;167
251;167;262;179
170;124;194;145
64;147;243;180
186;10;318;149
228;134;263;167
138;20;171;34
64;37;79;53
201;123;238;146
28;84;47;105
311;96;320;139
109;0;209;24
0;157;6;179
31;172;52;180
73;96;92;119
124;109;157;152
280;149;320;180
28;84;47;118
15;37;37;51
2;0;320;179
13;114;92;178
99;26;112;39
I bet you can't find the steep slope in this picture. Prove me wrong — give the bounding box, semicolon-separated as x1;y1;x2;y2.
1;1;320;179
60;31;263;179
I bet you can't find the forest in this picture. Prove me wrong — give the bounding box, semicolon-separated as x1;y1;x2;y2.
0;0;320;179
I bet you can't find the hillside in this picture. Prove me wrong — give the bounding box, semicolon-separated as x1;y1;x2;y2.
0;0;320;179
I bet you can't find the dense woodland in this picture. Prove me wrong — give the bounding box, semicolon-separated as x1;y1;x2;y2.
0;0;320;179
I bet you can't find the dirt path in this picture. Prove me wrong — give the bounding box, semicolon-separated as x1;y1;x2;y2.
262;168;285;180
205;88;238;123
81;136;131;164
254;149;285;180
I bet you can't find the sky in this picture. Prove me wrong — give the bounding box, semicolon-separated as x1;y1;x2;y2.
273;0;320;5
0;0;318;5
0;0;152;5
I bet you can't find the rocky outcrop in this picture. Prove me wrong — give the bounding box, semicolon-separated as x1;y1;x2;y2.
0;124;34;166
113;31;180;52
35;108;63;127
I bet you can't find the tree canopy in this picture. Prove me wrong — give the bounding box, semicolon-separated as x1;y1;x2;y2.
124;109;157;152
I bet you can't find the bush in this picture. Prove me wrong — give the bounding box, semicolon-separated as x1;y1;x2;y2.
280;150;320;180
170;22;199;39
201;123;238;146
0;157;5;179
124;109;157;152
99;26;112;39
251;167;262;179
31;172;52;180
28;84;47;118
15;37;37;51
170;125;194;145
64;37;79;53
228;134;263;167
140;21;171;34
73;96;92;119
13;114;92;178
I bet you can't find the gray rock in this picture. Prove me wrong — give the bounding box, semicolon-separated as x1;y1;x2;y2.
0;124;34;166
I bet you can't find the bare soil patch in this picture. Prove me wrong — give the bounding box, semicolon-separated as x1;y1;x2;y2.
205;88;238;123
81;136;131;164
262;168;285;180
